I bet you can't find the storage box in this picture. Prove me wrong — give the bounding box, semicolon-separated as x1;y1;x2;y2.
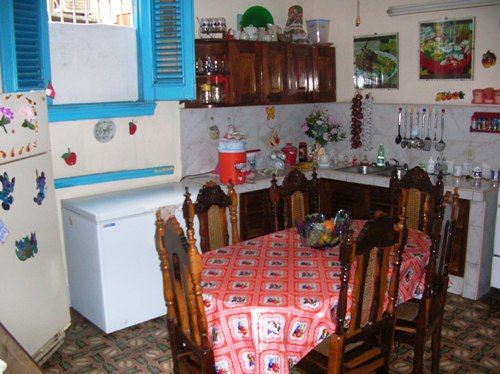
306;19;330;44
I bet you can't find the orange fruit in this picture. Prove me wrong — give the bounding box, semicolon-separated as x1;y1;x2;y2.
323;219;334;232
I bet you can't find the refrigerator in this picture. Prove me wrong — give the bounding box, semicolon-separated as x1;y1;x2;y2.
61;183;198;333
0;92;70;360
491;191;500;288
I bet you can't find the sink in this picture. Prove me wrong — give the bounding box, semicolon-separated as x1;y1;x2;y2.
337;165;387;175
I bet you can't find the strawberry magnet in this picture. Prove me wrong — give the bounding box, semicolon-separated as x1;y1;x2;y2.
61;148;77;166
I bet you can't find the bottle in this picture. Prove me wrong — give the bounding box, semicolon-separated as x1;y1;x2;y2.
427;156;435;174
298;142;308;162
376;144;385;167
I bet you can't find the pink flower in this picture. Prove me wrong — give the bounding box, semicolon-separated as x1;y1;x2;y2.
302;124;309;132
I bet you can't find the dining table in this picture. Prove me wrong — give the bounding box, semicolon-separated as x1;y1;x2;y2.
201;220;431;374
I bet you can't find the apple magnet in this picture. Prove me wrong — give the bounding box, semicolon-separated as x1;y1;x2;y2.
61;148;77;166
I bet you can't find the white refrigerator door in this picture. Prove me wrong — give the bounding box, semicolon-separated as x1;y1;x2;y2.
0;91;50;164
0;152;70;355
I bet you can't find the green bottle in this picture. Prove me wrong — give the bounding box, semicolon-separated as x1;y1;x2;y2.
377;144;385;167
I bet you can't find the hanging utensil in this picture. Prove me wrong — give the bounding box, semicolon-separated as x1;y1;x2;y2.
433;110;438;147
395;107;402;144
414;109;424;149
401;110;408;148
423;107;432;151
435;108;446;152
408;107;414;148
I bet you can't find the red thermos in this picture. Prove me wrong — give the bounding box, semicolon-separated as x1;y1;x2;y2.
282;143;297;166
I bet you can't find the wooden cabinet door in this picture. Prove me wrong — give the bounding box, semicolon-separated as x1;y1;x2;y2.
313;46;336;102
228;41;262;105
262;42;288;103
287;44;314;102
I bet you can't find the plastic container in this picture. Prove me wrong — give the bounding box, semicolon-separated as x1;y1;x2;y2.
218;139;247;184
306;19;330;44
282;143;298;166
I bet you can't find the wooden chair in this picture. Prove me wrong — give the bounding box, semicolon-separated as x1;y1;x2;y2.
269;168;319;231
154;198;215;374
295;213;408;374
390;166;444;236
394;188;459;374
186;180;239;253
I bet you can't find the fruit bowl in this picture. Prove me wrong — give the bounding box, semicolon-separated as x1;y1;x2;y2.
296;211;351;248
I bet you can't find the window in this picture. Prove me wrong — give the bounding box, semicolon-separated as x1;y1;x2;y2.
0;0;195;122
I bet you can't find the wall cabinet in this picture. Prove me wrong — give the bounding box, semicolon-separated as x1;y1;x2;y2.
187;40;336;108
239;178;468;277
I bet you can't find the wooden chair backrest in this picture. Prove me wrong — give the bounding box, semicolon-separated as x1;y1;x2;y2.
269;168;319;230
390;166;444;235
186;181;240;253
424;188;459;302
334;214;407;338
154;210;213;367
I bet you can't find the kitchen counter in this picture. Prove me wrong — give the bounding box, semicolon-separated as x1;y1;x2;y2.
184;166;498;300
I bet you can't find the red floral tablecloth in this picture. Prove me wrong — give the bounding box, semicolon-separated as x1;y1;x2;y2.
201;220;430;374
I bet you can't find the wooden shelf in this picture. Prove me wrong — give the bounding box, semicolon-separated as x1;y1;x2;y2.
469;128;499;133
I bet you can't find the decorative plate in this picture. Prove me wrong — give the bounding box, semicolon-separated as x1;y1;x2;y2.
94;119;116;143
240;6;274;28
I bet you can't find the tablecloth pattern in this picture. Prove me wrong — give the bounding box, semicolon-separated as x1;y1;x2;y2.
201;220;431;374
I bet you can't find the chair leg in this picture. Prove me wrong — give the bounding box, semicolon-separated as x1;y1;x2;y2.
412;332;425;374
431;325;442;374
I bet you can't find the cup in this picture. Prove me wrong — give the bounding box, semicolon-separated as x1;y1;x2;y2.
262;34;272;42
462;162;471;176
453;164;462;177
243;25;257;40
257;27;266;41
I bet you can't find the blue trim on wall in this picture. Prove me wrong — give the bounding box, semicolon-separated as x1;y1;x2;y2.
54;165;174;189
48;101;156;122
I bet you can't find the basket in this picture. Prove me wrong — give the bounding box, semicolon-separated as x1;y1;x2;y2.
296;213;339;248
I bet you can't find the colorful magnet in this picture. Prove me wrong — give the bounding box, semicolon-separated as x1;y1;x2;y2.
33;170;46;206
0;220;9;244
0;106;14;134
128;120;137;135
0;172;15;211
20;105;38;131
15;232;38;261
481;50;496;68
266;106;275;120
61;148;77;166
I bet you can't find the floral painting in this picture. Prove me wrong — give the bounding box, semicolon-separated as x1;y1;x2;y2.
354;33;398;89
419;18;474;80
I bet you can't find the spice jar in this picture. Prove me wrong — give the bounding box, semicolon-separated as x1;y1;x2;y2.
472;89;483;104
483;87;494;104
210;75;227;104
200;83;212;104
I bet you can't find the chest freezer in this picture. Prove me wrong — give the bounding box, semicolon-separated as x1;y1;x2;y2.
61;183;197;333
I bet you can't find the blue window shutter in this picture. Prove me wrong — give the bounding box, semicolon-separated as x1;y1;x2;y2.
141;0;195;100
0;0;51;92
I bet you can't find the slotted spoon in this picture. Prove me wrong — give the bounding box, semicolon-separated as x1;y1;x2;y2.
435;108;446;152
423;107;432;151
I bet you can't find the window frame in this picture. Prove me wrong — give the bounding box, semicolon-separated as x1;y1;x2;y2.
1;0;196;122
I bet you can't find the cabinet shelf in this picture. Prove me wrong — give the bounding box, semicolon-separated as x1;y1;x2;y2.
469;128;499;133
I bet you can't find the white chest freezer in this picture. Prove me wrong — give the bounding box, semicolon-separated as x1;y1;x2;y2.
61;183;198;333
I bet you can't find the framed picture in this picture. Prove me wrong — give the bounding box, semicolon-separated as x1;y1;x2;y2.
419;17;474;80
354;33;398;89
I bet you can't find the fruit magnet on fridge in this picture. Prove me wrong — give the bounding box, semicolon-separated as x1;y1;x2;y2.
128;120;137;135
0;172;15;211
481;50;496;68
20;105;38;131
33;170;46;206
61;148;77;166
15;232;38;261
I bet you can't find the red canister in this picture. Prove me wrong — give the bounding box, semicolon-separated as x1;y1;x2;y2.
282;143;298;166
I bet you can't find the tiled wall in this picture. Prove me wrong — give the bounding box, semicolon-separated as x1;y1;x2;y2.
180;103;500;177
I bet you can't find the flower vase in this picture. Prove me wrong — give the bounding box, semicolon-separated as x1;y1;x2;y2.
315;143;330;167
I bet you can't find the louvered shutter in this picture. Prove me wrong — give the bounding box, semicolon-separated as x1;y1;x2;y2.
0;0;50;92
150;0;195;100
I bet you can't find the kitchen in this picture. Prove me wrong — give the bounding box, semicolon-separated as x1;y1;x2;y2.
1;0;499;372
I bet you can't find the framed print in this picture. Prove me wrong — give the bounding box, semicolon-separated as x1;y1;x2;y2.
354;33;398;89
419;17;474;80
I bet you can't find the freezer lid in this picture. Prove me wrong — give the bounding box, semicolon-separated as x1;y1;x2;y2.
0;91;50;164
61;183;199;223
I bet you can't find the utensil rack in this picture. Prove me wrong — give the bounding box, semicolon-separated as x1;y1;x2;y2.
470;112;500;133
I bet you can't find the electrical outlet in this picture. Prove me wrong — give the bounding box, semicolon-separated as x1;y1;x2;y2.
466;144;474;160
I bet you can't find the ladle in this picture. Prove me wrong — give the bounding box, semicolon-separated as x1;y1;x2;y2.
408;107;414;148
413;109;424;149
395;107;402;144
433;111;438;147
423;107;432;151
401;110;408;148
435;108;446;152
